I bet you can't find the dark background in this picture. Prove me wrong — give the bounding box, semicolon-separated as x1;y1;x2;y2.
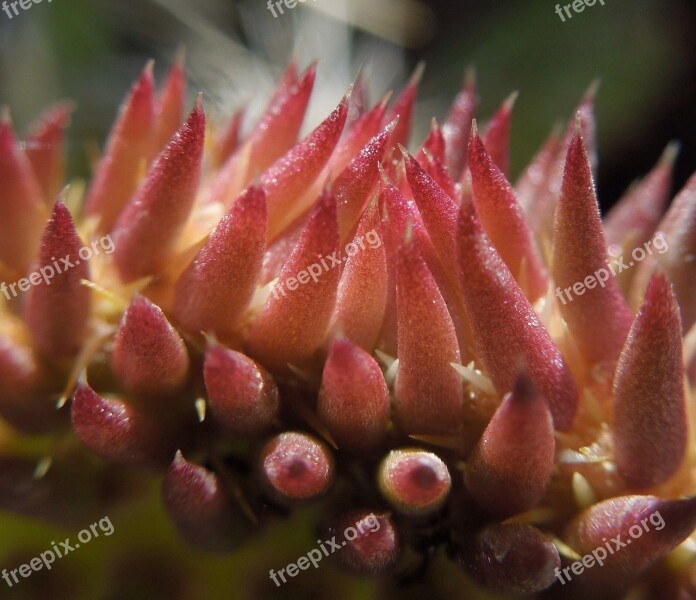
0;0;694;213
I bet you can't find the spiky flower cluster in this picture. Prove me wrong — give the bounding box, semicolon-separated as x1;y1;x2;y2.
1;57;695;598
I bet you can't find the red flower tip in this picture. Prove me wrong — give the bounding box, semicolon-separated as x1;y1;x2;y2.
84;62;156;232
651;171;696;330
162;451;250;553
471;523;561;595
174;185;267;344
112;99;205;283
246;190;340;373
604;141;679;249
71;383;176;468
457;200;578;430
393;233;463;435
515;124;562;234
612;273;687;488
0;116;45;271
258;432;335;502
443;68;477;179
317;339;390;453
331;509;401;574
153;50;186;159
377;448;451;516
212;109;243;168
565;495;696;585
250;62;316;173
24;102;73;201
331;201;388;350
465;371;555;517
112;295;190;398
467;126;548;300
403;148;459;262
203;344;279;437
24;201;91;361
262;94;348;239
480;90;517;176
417;117;446;165
335;120;395;239
384;61;424;149
553;131;633;365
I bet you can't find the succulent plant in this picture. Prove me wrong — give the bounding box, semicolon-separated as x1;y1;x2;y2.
1;56;695;599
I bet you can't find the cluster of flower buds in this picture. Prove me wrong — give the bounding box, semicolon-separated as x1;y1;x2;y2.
1;54;696;598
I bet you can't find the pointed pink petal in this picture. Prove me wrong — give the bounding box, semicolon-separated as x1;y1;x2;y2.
71;383;177;468
24;102;73;202
0;117;46;271
468;126;548;300
653;171;696;330
259;210;306;285
333;94;389;176
379;175;472;358
518;86;597;239
472;523;561;595
384;64;423;149
565;495;696;585
442;70;477;179
246;191;340;373
612;273;687;487
515;125;561;233
402;150;459;262
480;91;517;176
152;54;186;158
203;64;315;207
112;295;190;397
466;373;555;517
394;233;463;435
174;185;267;343
263;95;348;239
317;339;390;452
212;109;243;168
349;70;369;119
553;132;633;365
335;120;394;240
417;118;446;165
458;200;578;430
112;99;205;283
204;344;279;437
162;451;249;552
604;142;678;248
331;202;388;350
24;202;91;361
84;63;155;232
421;151;459;203
248;62;315;171
265;60;299;112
